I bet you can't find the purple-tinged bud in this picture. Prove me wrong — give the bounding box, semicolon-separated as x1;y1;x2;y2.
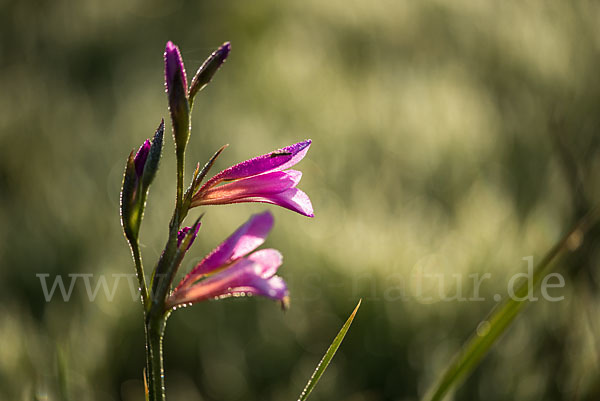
165;41;188;94
188;42;231;101
121;150;140;240
134;139;151;177
121;120;166;242
164;41;190;155
177;223;201;251
141;119;164;188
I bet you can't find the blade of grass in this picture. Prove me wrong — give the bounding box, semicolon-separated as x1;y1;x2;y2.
297;299;362;401
422;209;599;401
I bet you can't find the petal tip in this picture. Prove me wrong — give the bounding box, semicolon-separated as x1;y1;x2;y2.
253;210;275;232
297;139;312;150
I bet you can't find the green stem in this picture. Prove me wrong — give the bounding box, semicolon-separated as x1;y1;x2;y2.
149;216;178;308
156;218;202;304
125;190;150;309
144;199;188;398
144;155;184;399
130;241;149;307
146;312;167;401
145;103;190;400
176;150;185;217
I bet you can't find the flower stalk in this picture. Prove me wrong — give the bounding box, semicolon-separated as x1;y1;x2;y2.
120;40;313;401
145;312;167;401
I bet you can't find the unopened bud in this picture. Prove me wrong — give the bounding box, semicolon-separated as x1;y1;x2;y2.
188;42;231;100
142;119;164;188
120;150;140;240
164;41;190;155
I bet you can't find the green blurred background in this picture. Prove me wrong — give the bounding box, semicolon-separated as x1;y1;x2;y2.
2;0;600;400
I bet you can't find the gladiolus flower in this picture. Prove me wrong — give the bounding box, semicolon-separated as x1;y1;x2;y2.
167;211;288;308
190;140;314;217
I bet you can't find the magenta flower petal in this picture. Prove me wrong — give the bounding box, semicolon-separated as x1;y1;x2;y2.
134;139;151;177
202;188;314;217
273;141;311;172
191;141;313;217
167;257;287;308
175;211;274;290
196;170;302;204
201;140;311;188
246;249;283;278
247;188;314;217
253;275;288;300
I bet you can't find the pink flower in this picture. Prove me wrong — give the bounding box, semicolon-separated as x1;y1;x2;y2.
190;140;314;217
167;211;288;308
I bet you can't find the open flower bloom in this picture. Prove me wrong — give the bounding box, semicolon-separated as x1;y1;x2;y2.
190;140;314;217
167;211;288;309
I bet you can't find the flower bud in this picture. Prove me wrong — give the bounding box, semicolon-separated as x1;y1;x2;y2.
121;120;165;241
188;42;231;100
120;150;140;240
134;140;151;178
164;41;190;155
177;222;201;252
142;119;164;189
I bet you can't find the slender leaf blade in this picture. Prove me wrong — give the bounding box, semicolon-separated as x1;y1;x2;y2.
422;210;598;401
297;299;361;401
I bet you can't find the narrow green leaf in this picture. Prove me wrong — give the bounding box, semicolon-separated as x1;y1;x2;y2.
422;210;599;401
297;299;362;401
